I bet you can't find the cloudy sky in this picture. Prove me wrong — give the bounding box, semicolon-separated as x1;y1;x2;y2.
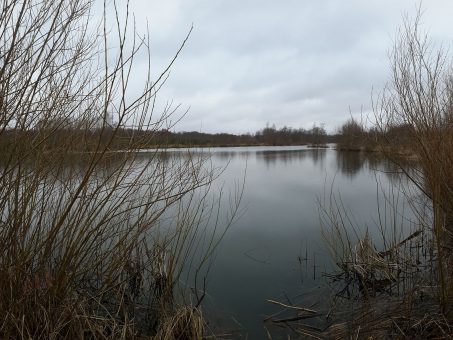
125;0;453;134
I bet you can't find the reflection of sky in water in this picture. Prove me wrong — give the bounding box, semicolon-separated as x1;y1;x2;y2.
175;146;419;339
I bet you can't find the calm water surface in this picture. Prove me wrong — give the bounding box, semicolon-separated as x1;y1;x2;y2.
170;145;414;339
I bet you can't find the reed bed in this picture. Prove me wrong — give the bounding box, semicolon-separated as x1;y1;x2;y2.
265;185;449;338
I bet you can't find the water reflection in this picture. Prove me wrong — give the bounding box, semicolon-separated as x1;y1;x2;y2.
211;150;250;160
198;146;418;339
334;150;407;182
335;150;364;177
256;148;326;168
4;145;418;339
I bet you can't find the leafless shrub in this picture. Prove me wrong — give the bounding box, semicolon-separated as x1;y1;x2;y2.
0;0;239;338
337;118;366;151
374;10;453;308
312;9;453;338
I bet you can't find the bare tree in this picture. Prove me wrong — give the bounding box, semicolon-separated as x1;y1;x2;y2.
338;118;365;150
0;0;238;338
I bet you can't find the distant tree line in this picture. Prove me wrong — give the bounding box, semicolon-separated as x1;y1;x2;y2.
1;121;334;151
146;123;333;148
0;115;423;151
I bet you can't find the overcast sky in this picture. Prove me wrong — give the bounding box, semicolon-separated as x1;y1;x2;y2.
125;1;453;134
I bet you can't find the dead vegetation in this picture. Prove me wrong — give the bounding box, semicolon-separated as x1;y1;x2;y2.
265;10;453;339
0;0;242;338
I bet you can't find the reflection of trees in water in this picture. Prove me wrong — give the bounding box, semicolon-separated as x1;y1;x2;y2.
3;150;216;186
211;151;250;161
256;149;326;167
335;151;364;178
335;151;416;183
138;148;330;167
154;149;250;163
367;154;404;184
310;148;326;168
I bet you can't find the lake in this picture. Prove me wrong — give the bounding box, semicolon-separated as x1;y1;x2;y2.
168;145;417;339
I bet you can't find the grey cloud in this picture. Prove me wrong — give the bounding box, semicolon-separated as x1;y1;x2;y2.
123;0;453;134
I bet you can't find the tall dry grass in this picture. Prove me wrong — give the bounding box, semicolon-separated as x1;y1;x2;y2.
0;1;238;338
